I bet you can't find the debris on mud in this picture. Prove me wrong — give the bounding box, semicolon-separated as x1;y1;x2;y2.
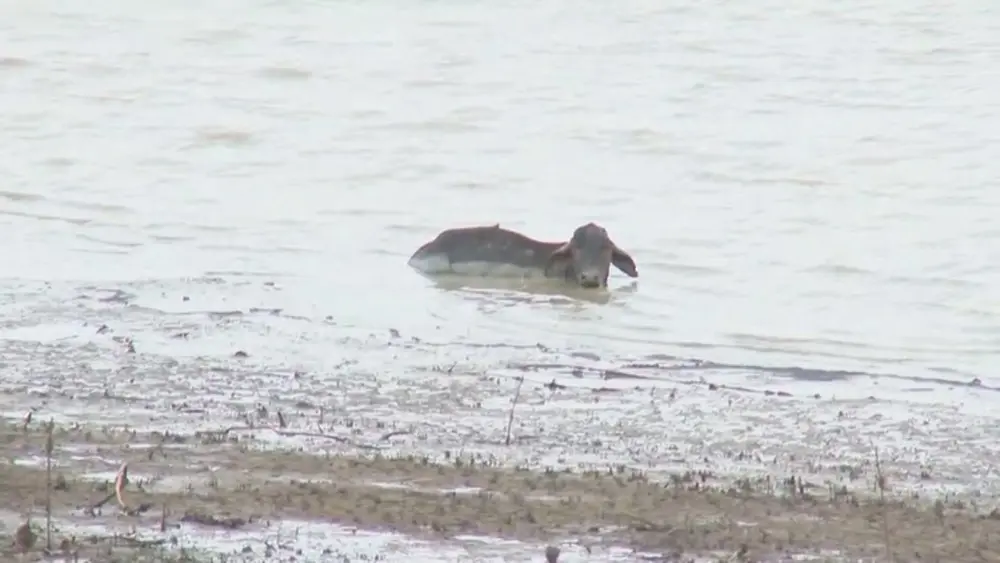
2;419;1000;562
2;279;999;561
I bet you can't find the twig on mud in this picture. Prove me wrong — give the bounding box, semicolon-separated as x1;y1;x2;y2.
107;462;155;517
87;492;117;514
505;377;525;446
112;535;166;548
199;426;384;450
623;511;677;534
274;429;382;450
45;419;54;551
872;443;893;562
378;429;412;442
86;469;131;514
181;510;249;529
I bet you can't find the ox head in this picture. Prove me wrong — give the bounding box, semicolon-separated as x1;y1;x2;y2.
545;223;638;288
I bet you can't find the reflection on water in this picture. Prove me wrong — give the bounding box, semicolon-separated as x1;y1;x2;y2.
422;274;641;306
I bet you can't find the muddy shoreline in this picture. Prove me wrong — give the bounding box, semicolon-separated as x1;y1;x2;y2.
2;281;1000;561
2;419;999;562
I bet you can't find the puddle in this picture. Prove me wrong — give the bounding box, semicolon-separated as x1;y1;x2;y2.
0;511;665;562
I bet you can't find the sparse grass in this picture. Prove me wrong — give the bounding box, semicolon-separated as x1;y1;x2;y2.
3;416;1000;562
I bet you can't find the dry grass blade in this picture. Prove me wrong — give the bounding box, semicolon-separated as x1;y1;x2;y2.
45;419;54;551
115;462;130;511
872;443;892;563
505;377;525;446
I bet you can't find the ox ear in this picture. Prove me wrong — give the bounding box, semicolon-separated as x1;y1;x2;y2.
611;244;638;278
544;241;574;275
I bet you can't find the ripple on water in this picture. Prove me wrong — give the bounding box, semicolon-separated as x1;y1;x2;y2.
0;3;998;526
191;127;256;146
0;56;31;68
256;65;312;80
0;190;44;203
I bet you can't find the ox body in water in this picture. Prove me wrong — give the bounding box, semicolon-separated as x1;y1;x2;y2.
408;223;638;289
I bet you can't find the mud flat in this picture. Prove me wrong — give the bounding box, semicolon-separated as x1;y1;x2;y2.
3;280;1000;561
1;417;999;562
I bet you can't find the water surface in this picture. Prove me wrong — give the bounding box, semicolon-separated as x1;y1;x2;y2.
1;0;999;437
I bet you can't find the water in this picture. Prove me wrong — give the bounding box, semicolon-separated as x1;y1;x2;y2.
1;0;999;551
19;3;1000;379
2;0;998;445
4;0;997;382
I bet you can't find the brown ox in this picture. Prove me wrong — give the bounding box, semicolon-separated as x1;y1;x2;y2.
407;222;638;288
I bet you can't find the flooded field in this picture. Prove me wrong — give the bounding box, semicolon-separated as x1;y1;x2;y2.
4;0;1000;560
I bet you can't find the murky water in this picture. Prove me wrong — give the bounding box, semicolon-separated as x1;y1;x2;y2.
3;2;1000;550
3;0;997;388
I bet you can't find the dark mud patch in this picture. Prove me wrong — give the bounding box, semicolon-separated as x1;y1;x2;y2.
2;421;1000;562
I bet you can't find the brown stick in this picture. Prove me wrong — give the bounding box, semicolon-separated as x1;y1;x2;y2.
378;429;412;442
872;444;892;562
45;419;54;551
88;492;117;513
505;377;525;446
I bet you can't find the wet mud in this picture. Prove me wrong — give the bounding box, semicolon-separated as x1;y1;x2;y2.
3;419;1000;562
2;278;1000;561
